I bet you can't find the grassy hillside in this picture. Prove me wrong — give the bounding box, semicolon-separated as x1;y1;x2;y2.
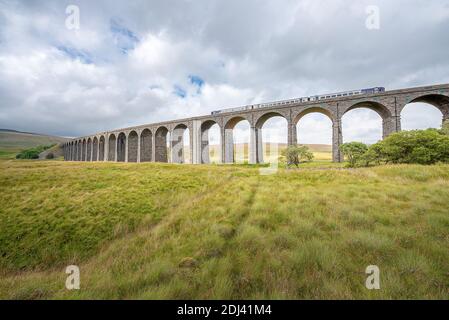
0;130;68;159
0;160;448;299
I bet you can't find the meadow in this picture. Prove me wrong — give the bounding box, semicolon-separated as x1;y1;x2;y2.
0;159;448;299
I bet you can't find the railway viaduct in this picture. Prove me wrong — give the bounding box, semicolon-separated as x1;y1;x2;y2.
62;83;449;164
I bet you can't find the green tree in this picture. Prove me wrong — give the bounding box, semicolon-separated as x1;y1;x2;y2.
339;142;368;167
368;129;449;165
281;145;314;168
16;144;55;160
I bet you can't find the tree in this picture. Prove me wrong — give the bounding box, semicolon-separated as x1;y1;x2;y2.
339;142;368;167
281;145;314;168
367;129;449;165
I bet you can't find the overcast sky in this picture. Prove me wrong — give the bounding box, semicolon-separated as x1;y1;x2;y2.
0;0;448;144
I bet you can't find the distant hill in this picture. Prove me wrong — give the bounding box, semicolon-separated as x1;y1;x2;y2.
0;129;68;158
201;143;332;162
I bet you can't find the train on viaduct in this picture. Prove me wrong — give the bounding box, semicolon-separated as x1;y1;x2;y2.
62;83;449;164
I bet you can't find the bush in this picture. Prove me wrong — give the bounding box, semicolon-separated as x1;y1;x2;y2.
281;145;314;168
340;142;368;167
16;144;55;160
45;152;54;159
366;129;449;165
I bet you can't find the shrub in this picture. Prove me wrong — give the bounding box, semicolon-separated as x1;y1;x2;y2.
281;145;314;168
339;142;368;167
366;129;449;165
45;152;55;159
16;144;55;160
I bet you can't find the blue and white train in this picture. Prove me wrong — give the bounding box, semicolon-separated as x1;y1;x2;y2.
211;87;385;115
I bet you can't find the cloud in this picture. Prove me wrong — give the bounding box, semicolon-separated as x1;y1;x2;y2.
0;0;447;142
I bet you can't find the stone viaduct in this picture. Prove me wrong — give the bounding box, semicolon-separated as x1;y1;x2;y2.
62;83;449;164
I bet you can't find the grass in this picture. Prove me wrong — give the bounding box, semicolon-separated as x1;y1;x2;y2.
0;159;448;299
0;148;21;159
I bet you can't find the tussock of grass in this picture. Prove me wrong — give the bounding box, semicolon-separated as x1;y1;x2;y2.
0;160;448;299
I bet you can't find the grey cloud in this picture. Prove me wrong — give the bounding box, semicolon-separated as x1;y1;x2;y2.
0;0;447;141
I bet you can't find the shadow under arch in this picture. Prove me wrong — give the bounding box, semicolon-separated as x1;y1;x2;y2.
87;138;92;161
117;132;126;162
201;120;220;164
140;128;152;162
172;123;189;164
78;140;82;161
224;116;251;163
128;131;138;163
81;139;86;161
108;134;116;161
155;126;169;163
99;136;105;161
92;137;98;161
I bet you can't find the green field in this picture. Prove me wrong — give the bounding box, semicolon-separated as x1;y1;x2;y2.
0;159;448;299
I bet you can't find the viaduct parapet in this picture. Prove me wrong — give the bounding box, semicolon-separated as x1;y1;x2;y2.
62;83;449;164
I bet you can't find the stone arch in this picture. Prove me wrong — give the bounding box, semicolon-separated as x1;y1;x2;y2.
78;140;82;161
99;136;105;161
224;116;251;163
128;131;138;163
401;94;449;128
255;112;288;164
155;126;169;163
117;132;126;162
140;128;152;162
293;106;335;124
73;142;77;161
201;120;221;164
171;124;189;164
81;139;86;161
87;138;92;161
343;101;392;140
294;107;334;161
92;137;98;161
108;134;116;161
255;111;288;129
343;101;391;119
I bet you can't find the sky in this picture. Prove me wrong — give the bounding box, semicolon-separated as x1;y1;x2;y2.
0;0;448;145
